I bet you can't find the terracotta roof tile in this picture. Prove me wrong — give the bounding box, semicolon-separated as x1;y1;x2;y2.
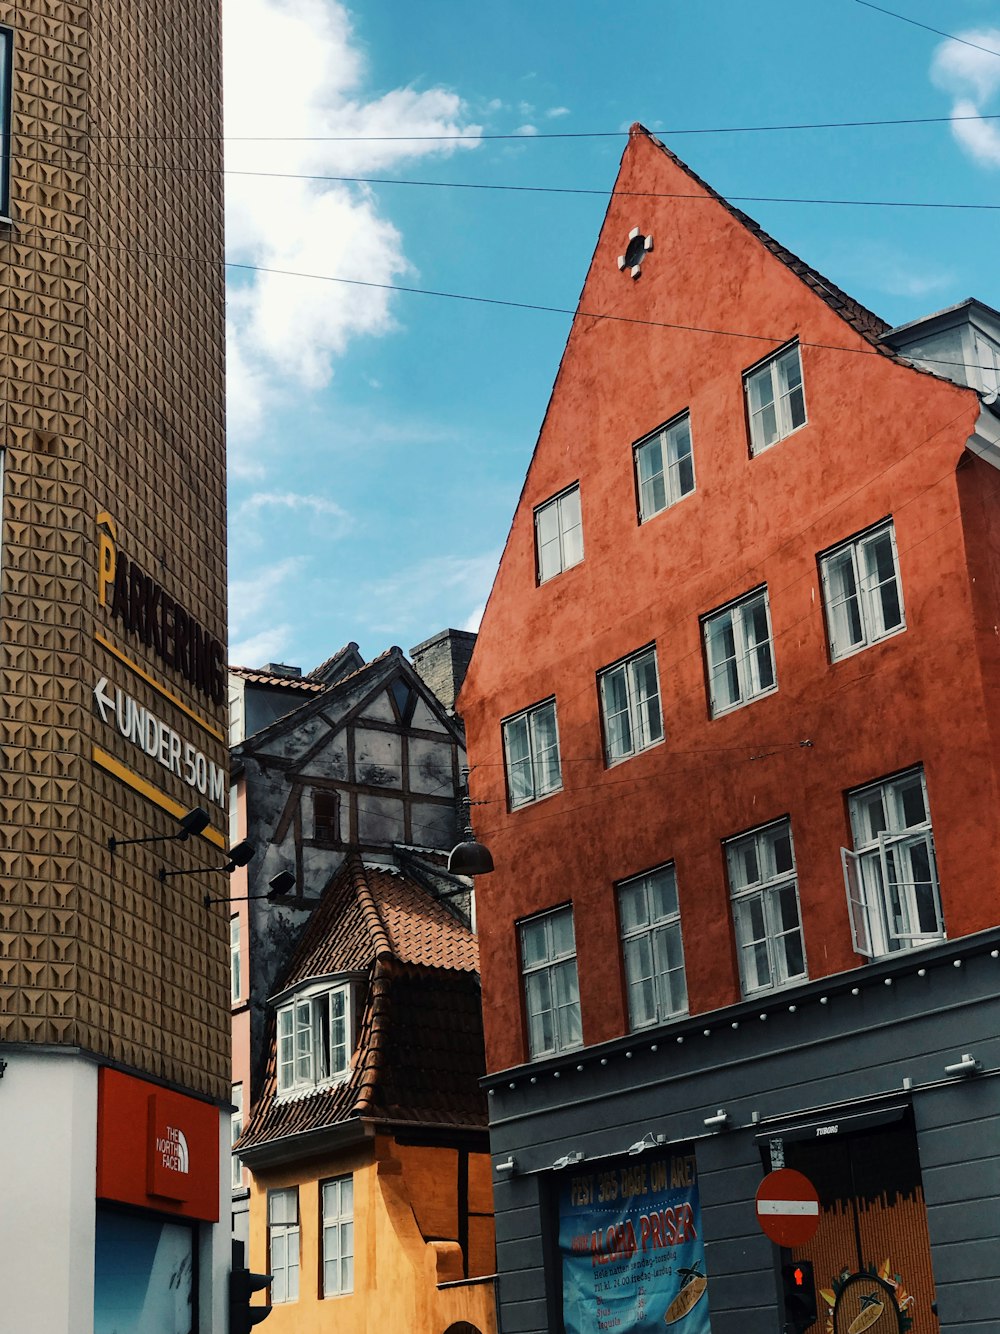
228;665;326;692
238;856;486;1155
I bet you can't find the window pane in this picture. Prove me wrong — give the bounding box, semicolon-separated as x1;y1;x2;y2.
707;613;740;708
549;907;576;958
624;934;656;1026
636;437;666;519
897;775;927;829
618;880;648;933
648;866;678;919
520;918;548;967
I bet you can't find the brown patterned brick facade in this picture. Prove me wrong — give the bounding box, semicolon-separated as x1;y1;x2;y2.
0;2;228;1096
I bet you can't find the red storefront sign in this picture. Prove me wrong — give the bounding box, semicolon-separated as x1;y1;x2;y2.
96;1068;220;1222
755;1168;820;1247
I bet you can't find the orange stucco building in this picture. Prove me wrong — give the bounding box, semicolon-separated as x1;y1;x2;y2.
459;126;1000;1332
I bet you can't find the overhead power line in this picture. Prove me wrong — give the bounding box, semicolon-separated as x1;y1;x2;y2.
14;110;1000;144
223;261;997;374
851;1;1000;59
223;168;1000;212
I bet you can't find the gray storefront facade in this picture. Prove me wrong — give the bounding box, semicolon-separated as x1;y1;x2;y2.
488;928;1000;1333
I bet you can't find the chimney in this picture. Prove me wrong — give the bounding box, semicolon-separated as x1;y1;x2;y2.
409;629;477;714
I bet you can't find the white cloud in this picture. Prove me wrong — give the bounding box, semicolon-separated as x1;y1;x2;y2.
931;29;1000;167
462;602;485;633
359;550;500;635
546;106;571;119
230;625;295;667
222;0;483;455
514;124;539;137
229;556;305;638
236;491;351;523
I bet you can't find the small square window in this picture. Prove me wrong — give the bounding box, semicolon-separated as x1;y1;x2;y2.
502;699;562;808
702;587;777;716
618;864;687;1027
820;519;905;661
535;484;583;583
276;985;352;1095
726;819;806;995
313;791;340;844
519;905;581;1058
634;414;695;521
745;345;806;454
230;916;241;1004
599;646;664;764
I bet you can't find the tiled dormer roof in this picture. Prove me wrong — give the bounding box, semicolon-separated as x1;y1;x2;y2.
228;664;327;693
237;856;485;1156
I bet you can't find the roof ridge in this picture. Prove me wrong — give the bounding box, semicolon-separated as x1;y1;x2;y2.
348;855;394;962
350;963;391;1118
632;123;893;351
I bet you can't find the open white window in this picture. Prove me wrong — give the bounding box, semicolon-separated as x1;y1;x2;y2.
634;414;695;521
535;484;583;583
276;982;352;1095
844;767;943;958
618;863;687;1027
520;905;581;1058
503;698;562;807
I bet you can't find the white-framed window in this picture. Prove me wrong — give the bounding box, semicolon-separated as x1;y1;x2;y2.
231;1083;244;1190
974;330;1000;399
535;484;583;583
503;698;562;808
703;587;776;716
599;645;664;764
520;905;581;1058
843;767;943;959
230;916;241;1004
745;344;806;454
820;520;905;661
618;864;687;1028
268;1188;300;1304
726;819;806;995
276;983;351;1095
634;414;695;521
322;1175;354;1297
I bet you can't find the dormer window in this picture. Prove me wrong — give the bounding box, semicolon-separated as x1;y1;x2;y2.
276;982;353;1095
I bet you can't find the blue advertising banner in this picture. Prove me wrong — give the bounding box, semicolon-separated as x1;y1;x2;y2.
559;1147;711;1333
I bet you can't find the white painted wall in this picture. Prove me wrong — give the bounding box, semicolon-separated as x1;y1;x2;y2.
0;1049;98;1334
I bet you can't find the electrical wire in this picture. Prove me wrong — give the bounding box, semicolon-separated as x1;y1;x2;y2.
850;1;1000;59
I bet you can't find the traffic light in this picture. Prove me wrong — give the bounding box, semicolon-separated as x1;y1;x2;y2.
781;1259;818;1333
230;1240;272;1334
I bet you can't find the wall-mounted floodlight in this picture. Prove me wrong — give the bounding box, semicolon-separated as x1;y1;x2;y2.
944;1053;980;1077
158;839;256;883
109;806;210;854
494;1157;516;1175
551;1151;584;1171
204;869;296;908
627;1132;666;1156
703;1110;729;1131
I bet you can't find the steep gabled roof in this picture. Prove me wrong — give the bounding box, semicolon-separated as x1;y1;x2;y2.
237;856;485;1156
308;641;366;685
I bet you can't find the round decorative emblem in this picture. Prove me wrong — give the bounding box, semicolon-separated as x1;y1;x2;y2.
832;1274;905;1334
617;226;653;279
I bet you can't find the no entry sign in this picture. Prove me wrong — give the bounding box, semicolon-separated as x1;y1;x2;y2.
755;1168;820;1247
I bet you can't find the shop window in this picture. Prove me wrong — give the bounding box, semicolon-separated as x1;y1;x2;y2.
634;413;695;521
502;698;562;808
726;818;806;995
618;863;687;1027
321;1175;354;1297
276;983;351;1095
843;767;943;958
268;1188;300;1303
820;519;905;661
520;905;581;1058
535;484;583;583
702;586;777;716
745;343;806;454
599;645;664;765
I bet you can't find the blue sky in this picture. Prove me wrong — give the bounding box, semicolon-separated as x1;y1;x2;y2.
222;0;1000;671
